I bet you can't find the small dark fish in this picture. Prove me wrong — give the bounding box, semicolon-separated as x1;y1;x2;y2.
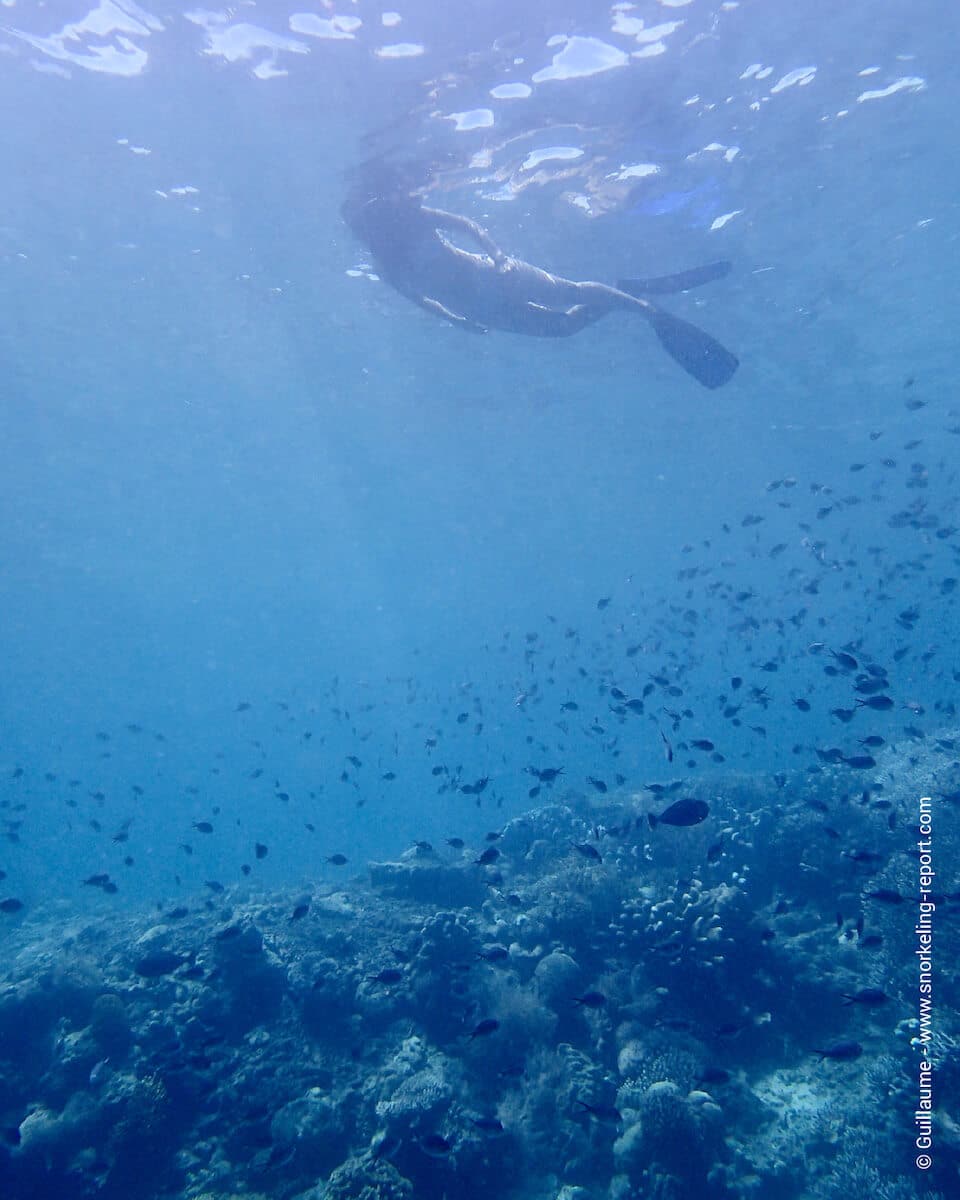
419;1134;453;1158
446;837;465;850
714;1021;743;1038
859;736;885;748
831;708;856;724
842;988;888;1006
856;695;894;711
648;798;709;829
866;888;903;904
134;950;187;978
471;1117;504;1133
844;849;885;864
574;991;607;1008
730;676;743;690
255;843;268;859
831;650;859;671
793;698;811;712
690;739;715;752
475;846;500;866
290;902;310;922
576;1100;622;1125
326;854;348;866
854;673;889;693
468;1018;500;1040
192;821;214;834
477;946;509;963
842;755;876;770
586;776;608;793
235;701;251;712
460;776;490;796
571;842;602;863
368;968;403;985
814;1040;863;1062
0;897;24;914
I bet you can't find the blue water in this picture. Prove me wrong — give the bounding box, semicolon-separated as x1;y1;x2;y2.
0;4;956;1199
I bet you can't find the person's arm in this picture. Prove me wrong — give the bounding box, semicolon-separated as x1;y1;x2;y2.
421;206;506;264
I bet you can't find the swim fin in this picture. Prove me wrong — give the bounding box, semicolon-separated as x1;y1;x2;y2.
616;261;732;296
645;307;739;389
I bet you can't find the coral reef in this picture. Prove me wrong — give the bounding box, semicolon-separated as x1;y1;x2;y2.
0;746;958;1200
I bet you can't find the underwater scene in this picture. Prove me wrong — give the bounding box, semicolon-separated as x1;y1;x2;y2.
0;1;957;1198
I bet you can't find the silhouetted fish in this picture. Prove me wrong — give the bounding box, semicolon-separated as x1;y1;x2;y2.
814;1041;863;1062
134;950;187;978
648;798;709;829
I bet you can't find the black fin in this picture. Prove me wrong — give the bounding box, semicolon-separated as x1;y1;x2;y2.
617;261;732;297
646;308;739;389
